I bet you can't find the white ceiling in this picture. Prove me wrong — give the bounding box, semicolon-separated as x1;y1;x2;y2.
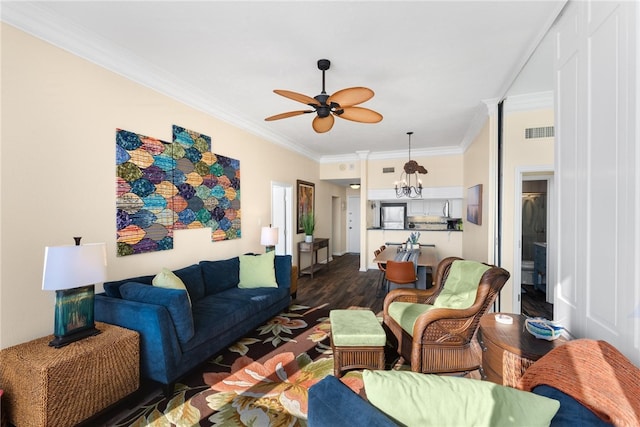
2;1;565;162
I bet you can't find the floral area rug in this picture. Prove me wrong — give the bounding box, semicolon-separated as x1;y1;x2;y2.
115;304;365;427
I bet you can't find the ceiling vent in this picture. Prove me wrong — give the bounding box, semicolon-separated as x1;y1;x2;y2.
525;126;555;139
382;167;395;173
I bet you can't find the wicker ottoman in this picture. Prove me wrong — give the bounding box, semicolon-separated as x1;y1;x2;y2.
0;322;139;427
330;309;386;377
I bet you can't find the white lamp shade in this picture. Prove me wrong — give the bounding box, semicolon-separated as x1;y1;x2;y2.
260;227;279;246
42;243;107;291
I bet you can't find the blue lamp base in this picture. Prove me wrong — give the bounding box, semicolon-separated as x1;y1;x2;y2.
49;285;101;348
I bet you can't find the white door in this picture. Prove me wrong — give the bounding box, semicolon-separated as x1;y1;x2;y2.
347;196;360;253
271;182;293;255
554;0;639;364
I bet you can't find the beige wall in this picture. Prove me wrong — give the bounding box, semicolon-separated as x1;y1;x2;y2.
462;119;493;263
366;154;463;189
501;108;554;312
0;24;342;348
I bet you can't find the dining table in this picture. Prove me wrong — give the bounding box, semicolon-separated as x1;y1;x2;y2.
373;244;438;289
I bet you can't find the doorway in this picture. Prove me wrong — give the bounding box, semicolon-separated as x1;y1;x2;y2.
513;170;554;319
347;196;360;253
271;182;293;255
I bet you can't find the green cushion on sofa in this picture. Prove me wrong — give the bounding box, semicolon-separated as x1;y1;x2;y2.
433;260;490;309
330;309;386;346
363;370;560;427
387;301;435;335
238;251;278;289
153;267;191;306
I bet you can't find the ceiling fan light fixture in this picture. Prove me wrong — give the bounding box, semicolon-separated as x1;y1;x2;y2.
265;59;383;133
395;131;427;199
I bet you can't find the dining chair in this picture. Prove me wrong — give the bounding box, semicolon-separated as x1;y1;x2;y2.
384;260;418;294
374;249;387;295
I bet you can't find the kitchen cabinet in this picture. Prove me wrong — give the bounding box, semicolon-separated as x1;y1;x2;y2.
407;199;463;218
407;200;426;215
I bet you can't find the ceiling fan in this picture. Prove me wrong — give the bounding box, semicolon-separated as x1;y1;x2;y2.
265;59;383;133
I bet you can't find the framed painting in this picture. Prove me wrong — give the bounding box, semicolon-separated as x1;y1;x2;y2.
296;180;315;234
467;184;483;225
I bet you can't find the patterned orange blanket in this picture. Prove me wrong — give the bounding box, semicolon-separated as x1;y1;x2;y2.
518;339;640;426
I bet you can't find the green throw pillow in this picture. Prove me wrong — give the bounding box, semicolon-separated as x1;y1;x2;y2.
433;260;491;309
153;267;191;306
363;370;559;427
238;251;278;289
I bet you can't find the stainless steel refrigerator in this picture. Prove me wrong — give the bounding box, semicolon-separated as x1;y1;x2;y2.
380;203;406;229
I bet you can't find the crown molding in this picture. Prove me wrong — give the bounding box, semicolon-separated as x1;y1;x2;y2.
319;145;464;164
503;91;554;112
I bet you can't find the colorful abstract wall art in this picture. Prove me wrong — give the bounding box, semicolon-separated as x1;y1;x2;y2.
116;129;176;256
171;125;241;242
116;126;241;256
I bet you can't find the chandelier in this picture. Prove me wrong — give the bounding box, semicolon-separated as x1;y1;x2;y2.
395;131;428;198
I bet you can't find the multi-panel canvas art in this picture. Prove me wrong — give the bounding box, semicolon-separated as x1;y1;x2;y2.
116;126;240;256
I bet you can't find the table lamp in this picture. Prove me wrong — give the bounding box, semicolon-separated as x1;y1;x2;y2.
42;237;107;348
260;226;279;253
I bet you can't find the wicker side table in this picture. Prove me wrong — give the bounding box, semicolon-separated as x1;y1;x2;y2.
0;322;139;427
478;313;568;387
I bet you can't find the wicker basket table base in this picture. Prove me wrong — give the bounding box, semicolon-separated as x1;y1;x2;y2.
0;322;139;427
330;309;386;377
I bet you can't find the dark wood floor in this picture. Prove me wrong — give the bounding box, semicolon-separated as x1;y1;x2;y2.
521;284;553;319
295;253;386;312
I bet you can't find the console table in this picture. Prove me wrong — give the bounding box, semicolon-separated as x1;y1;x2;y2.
478;313;568;387
0;322;139;427
298;237;329;278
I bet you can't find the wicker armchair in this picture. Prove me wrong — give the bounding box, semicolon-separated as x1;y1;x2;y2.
383;256;510;375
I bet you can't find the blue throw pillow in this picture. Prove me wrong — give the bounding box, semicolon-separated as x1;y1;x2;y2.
103;275;154;298
172;264;205;301
120;282;194;344
532;385;613;426
200;257;240;294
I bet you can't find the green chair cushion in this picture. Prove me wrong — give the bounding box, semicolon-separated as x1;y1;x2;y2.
433;260;490;309
387;301;435;335
330;309;386;346
363;370;560;427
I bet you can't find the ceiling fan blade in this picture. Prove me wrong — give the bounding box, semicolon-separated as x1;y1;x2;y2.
312;114;335;133
337;106;383;123
265;110;313;121
273;89;320;106
327;87;374;107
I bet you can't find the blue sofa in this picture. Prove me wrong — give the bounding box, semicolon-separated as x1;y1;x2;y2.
95;254;292;393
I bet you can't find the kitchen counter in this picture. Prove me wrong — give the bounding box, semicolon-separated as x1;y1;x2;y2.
368;227;462;232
